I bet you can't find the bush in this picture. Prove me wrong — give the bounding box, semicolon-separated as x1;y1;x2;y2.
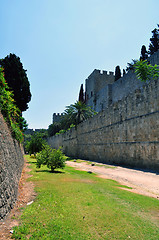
36;145;65;172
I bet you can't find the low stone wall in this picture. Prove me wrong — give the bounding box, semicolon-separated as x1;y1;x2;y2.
48;78;159;171
0;112;24;220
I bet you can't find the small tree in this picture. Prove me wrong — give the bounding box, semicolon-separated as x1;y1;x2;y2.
78;84;85;103
115;65;121;81
36;145;65;172
123;69;126;76
140;45;148;61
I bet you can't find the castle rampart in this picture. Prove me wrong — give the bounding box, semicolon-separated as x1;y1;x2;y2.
48;75;159;171
85;50;159;112
85;69;115;111
53;113;64;124
48;50;159;171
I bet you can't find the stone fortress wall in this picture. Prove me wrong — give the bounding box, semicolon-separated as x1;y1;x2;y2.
0;112;24;220
48;50;159;171
85;50;159;112
53;113;64;124
85;69;114;112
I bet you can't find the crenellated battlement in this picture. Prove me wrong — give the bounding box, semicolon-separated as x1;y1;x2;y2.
84;49;159;112
53;50;159;125
88;69;114;79
53;113;64;124
85;68;115;105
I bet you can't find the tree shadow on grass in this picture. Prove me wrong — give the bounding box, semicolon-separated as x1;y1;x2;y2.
35;169;65;174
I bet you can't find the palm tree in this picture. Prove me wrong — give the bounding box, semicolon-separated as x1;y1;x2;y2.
62;101;96;129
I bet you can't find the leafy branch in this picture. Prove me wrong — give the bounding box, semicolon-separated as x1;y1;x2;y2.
134;60;159;82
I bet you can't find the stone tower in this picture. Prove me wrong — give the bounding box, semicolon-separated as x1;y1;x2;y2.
85;69;115;112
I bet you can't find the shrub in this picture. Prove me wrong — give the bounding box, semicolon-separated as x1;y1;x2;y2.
36;145;65;172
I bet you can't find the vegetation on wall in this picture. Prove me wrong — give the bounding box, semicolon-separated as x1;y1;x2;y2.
0;67;27;142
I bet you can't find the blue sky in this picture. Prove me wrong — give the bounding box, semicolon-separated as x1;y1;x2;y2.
1;0;159;129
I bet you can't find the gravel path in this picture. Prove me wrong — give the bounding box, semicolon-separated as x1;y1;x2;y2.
67;161;159;199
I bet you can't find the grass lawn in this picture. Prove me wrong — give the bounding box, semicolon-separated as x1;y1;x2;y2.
13;155;159;240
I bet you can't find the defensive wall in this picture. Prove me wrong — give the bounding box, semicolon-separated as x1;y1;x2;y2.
86;50;159;112
0;111;24;220
53;113;64;124
85;69;115;111
48;76;159;171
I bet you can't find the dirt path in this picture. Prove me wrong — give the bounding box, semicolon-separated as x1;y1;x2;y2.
67;161;159;199
0;158;36;240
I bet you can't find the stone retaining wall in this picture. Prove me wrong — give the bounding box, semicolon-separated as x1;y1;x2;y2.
0;112;24;220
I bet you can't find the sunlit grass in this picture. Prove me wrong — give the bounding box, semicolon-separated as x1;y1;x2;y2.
12;155;159;240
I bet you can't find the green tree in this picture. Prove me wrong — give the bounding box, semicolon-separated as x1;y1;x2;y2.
149;25;159;55
36;145;65;172
140;45;148;61
62;101;96;129
26;133;46;156
0;53;31;112
115;65;121;81
35;129;48;139
134;60;159;82
78;84;85;103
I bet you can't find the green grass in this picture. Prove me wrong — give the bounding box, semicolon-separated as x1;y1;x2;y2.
12;155;159;240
